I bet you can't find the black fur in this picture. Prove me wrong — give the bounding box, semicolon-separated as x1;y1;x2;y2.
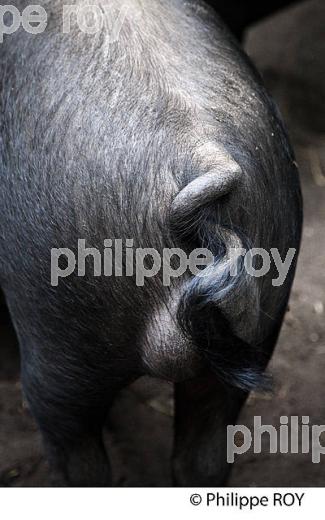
0;0;302;485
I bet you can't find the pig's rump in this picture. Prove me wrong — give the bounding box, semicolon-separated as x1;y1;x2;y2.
0;0;302;391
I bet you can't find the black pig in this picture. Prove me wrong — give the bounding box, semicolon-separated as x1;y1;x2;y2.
205;0;306;39
0;0;302;486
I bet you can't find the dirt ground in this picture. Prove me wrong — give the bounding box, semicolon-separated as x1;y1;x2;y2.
1;0;325;487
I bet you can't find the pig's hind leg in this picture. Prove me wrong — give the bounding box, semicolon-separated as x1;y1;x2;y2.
20;337;132;487
172;375;247;486
172;328;282;486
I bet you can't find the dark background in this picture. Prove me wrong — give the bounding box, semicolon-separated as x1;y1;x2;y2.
1;0;325;486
